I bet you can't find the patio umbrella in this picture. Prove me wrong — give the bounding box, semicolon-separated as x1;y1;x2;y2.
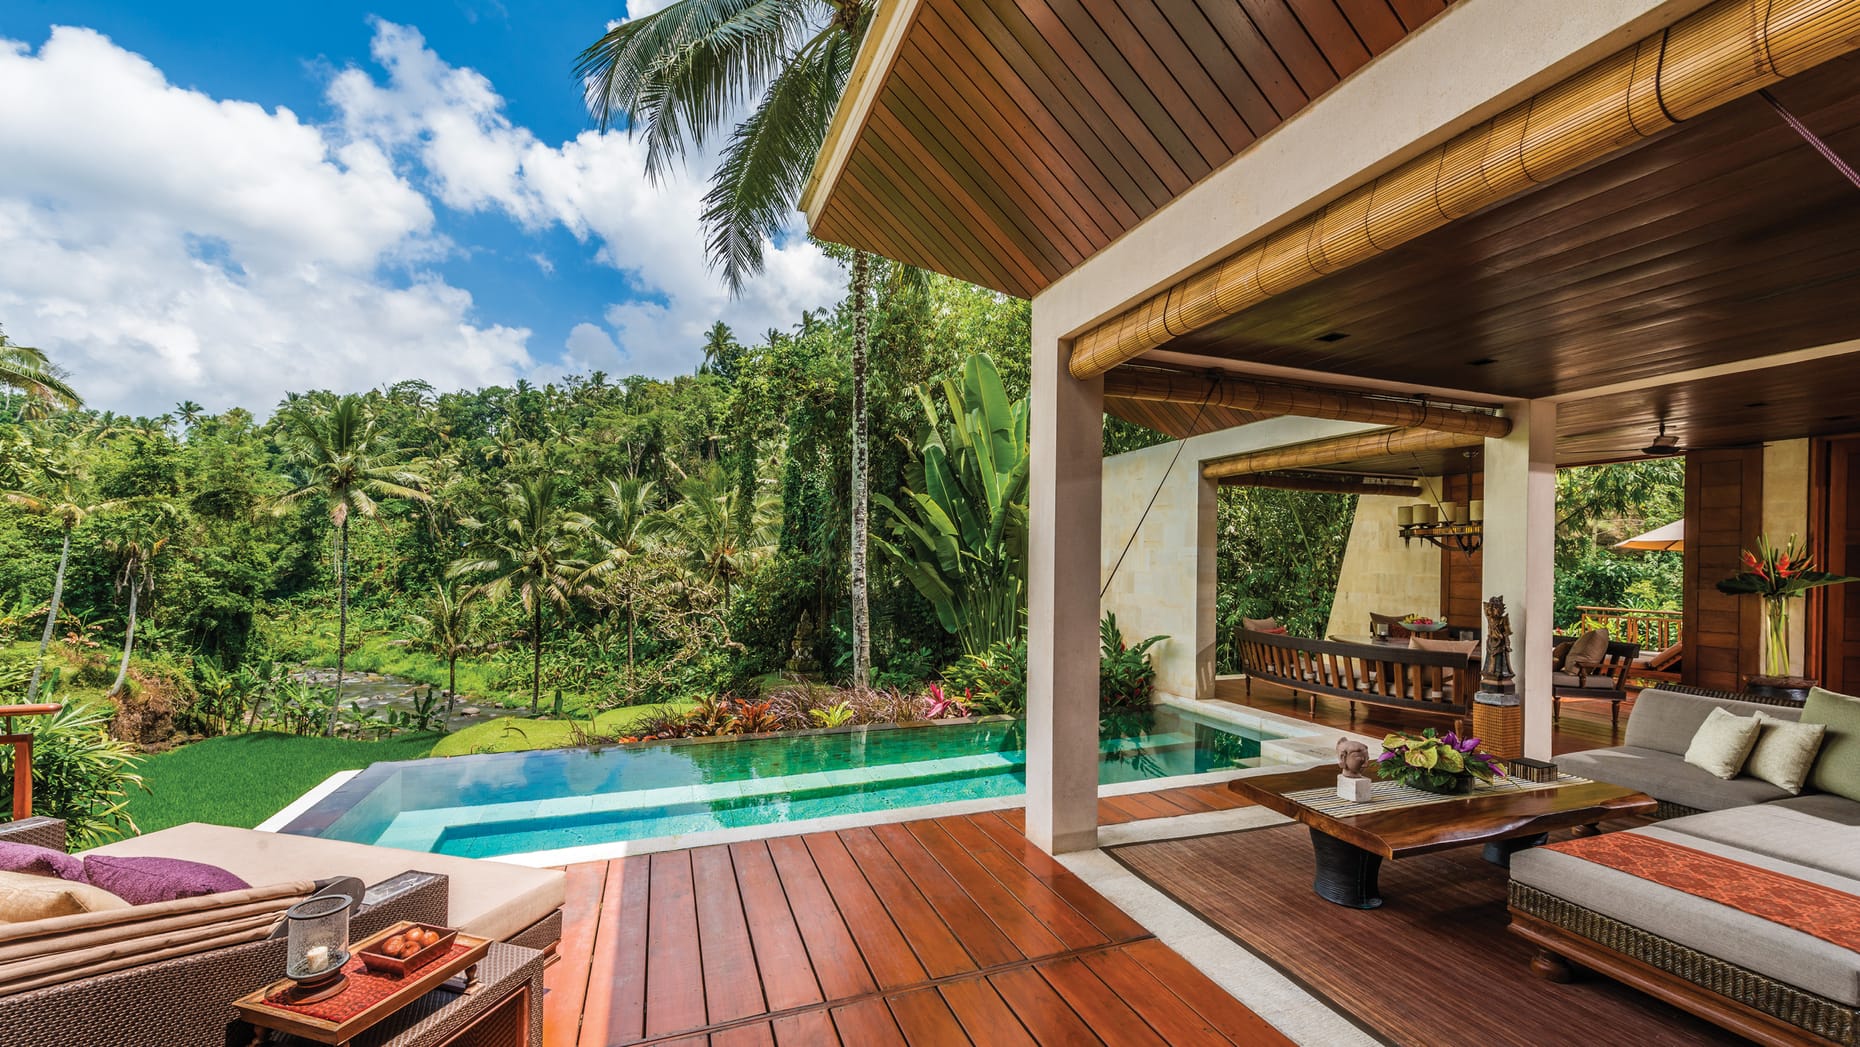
1614;520;1683;551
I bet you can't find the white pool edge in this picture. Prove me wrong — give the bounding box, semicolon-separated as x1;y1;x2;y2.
255;769;362;833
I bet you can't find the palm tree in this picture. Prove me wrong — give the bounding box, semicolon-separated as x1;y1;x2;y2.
667;462;776;608
0;327;82;419
576;476;670;686
273;394;431;734
104;533;168;697
404;583;505;711
698;321;741;379
577;0;878;685
173;401;204;432
449;476;591;713
7;467;126;699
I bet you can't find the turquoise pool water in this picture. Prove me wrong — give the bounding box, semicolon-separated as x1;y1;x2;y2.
283;708;1285;858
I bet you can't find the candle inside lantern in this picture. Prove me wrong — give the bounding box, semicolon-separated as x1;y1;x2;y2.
1469;499;1484;522
1397;505;1414;526
304;945;330;973
1451;502;1471;525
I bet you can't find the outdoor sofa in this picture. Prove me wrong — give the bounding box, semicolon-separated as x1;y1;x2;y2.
0;817;565;1046
1508;686;1860;1045
1236;627;1475;729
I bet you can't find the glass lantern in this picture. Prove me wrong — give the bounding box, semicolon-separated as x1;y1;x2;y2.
285;894;353;995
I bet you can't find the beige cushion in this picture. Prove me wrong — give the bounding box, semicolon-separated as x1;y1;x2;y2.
0;870;129;922
1744;711;1827;795
1562;628;1609;671
1804;686;1860;803
1241;616;1280;632
1682;707;1762;780
1410;636;1476;657
83;824;565;942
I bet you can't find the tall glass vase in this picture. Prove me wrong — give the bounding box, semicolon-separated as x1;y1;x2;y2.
1763;597;1791;678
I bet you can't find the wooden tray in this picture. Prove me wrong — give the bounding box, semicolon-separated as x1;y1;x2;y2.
234;922;490;1046
358;923;458;977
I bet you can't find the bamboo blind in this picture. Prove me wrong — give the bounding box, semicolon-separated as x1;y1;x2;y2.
1202;426;1486;480
1069;0;1860;379
1101;371;1511;437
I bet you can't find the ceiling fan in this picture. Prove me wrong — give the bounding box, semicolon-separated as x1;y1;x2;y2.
1641;419;1683;457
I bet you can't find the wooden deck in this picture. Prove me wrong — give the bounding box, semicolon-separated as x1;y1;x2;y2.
543;805;1292;1046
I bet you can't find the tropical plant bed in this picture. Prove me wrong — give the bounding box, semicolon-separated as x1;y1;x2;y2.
126;732;442;835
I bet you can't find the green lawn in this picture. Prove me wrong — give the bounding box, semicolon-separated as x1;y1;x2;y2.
430;703;692;757
126;732;442;835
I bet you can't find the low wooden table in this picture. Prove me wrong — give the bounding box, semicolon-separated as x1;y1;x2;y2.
1228;765;1654;910
236;926;542;1046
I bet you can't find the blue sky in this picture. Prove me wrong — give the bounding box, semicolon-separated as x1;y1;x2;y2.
0;2;845;415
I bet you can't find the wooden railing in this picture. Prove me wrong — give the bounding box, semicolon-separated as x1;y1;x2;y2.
0;704;60;822
1572;606;1681;650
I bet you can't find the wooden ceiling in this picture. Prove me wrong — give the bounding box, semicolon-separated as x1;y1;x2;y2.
1149;52;1860;403
812;0;1450;298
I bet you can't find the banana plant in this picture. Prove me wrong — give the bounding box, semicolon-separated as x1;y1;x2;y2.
873;354;1030;655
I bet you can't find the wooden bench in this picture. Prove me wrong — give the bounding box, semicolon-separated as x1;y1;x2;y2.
1236;629;1474;729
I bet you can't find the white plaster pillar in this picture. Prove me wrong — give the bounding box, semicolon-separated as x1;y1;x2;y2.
1195;471;1220;699
1026;310;1103;854
1483;400;1558;759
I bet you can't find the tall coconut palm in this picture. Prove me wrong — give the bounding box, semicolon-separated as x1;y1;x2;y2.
577;0;878;685
273;394;431;734
449;477;591;713
0;327;82;419
7;470;126;699
576;476;670;686
698;321;741;379
404;582;505;711
104;533;168;697
668;462;776;607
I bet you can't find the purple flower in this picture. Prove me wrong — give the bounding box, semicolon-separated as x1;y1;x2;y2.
1441;731;1459;747
1378;751;1398;762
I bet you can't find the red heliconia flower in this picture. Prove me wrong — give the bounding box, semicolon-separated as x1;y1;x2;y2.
1741;550;1761;571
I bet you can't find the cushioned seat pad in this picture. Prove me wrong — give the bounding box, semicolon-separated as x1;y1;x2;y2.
1556;746;1792;811
1512;823;1860;1006
1655;802;1860;882
82;824;564;942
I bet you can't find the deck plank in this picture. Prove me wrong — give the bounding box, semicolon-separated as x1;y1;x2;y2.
690;845;768;1025
728;841;825;1012
578;856;651;1047
762;835;880;1000
1035;955;1168;1047
938;977;1039;1047
802;831;931;989
645;850;709;1039
707;1024;775;1047
870;822;1022;967
1079;946;1231;1046
838;826;978;978
1120;938;1297;1046
965;813;1151;942
543;861;606;1047
987;965;1103;1045
903;819;1067;959
931;816;1109;951
830;996;909;1046
769;1009;841;1047
888;986;975;1046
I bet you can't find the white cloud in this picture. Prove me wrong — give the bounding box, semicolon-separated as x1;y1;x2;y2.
0;19;845;415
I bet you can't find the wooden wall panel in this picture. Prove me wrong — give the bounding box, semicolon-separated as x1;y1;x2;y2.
1439;473;1484;628
1814;437;1860;693
1684;450;1764;690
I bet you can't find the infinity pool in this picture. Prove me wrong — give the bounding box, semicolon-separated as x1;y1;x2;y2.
281;708;1287;858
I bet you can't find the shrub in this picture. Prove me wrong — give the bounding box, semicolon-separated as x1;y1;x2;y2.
0;698;147;847
943;638;1028;715
1099;612;1166;713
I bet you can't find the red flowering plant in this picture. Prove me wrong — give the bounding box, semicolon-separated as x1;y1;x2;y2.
1717;534;1856;677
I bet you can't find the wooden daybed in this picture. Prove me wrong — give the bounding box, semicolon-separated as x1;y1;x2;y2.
1236;628;1475;729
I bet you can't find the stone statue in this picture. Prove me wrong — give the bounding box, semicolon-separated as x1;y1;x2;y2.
785;612;820;675
1482;595;1515;691
1336;737;1370;779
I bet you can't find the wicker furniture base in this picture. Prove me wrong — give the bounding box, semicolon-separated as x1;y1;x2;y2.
1509;881;1856;1046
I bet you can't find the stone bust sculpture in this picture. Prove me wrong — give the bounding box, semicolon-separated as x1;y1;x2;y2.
1336;738;1370;778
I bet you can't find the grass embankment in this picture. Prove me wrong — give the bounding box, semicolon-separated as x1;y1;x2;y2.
126;732;442;834
430;702;693;757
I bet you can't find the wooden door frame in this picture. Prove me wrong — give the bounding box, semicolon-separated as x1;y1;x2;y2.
1808;433;1860;688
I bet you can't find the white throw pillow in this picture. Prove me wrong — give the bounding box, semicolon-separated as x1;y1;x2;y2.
1682;707;1762;780
1743;711;1827;794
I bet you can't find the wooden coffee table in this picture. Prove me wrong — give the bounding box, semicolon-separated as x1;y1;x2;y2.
1228;765;1654;910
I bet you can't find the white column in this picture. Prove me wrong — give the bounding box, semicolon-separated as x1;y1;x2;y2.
1026;310;1103;854
1195;471;1219;699
1483;400;1557;759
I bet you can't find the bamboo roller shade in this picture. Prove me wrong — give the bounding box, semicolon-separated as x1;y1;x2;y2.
1101;370;1511;437
1069;0;1860;379
1202;426;1487;480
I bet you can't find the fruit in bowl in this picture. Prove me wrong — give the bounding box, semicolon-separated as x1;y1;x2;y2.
1401;615;1448;633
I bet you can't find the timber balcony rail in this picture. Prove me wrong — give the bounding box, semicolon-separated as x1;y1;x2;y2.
1237;629;1474;727
0;704;59;822
1574;606;1681;650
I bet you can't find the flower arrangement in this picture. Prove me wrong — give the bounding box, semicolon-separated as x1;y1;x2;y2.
1716;534;1856;678
1377;728;1504;794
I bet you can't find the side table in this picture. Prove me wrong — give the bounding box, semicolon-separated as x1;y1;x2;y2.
238;940;543;1047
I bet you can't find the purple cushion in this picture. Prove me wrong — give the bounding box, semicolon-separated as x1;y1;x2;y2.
0;840;84;881
81;854;249;905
